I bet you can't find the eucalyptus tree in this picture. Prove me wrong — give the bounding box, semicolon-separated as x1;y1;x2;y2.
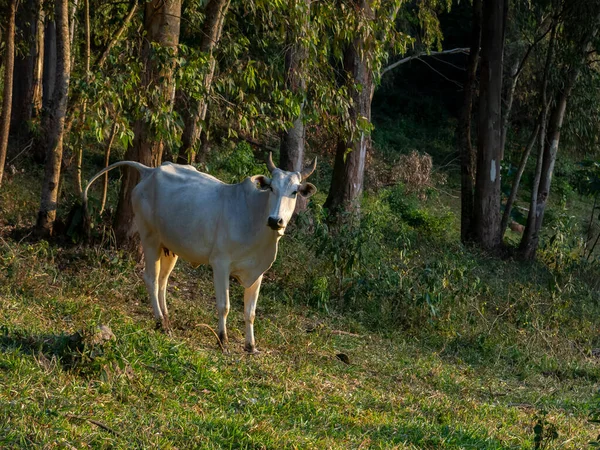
458;0;481;243
11;0;44;135
323;0;411;217
176;0;230;164
324;0;444;218
471;0;508;250
114;0;182;250
0;0;17;188
520;0;600;259
279;0;311;212
36;0;71;235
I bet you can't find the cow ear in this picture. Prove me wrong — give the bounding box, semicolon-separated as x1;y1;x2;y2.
298;182;317;198
253;175;271;189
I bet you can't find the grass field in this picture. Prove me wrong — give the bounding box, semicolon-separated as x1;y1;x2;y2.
1;157;600;449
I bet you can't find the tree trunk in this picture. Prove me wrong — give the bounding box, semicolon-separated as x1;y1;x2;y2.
69;0;79;47
42;19;57;112
63;0;138;139
279;0;311;212
11;0;40;135
324;2;374;218
114;0;182;250
519;15;599;259
36;0;71;235
32;3;44;117
520;70;578;259
0;0;17;188
458;0;481;243
472;0;506;250
500;122;539;237
177;0;229;164
500;59;519;158
73;0;91;197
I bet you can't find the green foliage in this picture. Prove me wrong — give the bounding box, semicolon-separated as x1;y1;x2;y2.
386;184;453;239
205;141;268;182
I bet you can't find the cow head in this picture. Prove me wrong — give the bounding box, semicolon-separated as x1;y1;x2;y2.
254;153;317;235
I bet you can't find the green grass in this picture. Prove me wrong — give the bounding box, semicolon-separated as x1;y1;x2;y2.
1;166;600;449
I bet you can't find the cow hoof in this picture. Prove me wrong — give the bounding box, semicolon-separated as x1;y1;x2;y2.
155;318;172;336
244;344;260;355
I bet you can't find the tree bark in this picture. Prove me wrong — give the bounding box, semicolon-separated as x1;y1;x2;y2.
458;0;481;243
520;69;579;259
114;0;182;250
324;0;374;218
63;0;138;138
32;3;44;117
42;19;57;112
11;0;40;135
69;0;79;47
500;122;539;237
177;0;229;164
519;13;599;259
36;0;71;235
472;0;506;250
279;0;311;212
0;0;17;188
73;0;91;197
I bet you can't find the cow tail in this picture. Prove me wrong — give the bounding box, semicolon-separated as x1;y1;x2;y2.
82;161;152;232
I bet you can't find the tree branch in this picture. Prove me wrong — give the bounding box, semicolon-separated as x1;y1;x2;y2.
381;47;470;77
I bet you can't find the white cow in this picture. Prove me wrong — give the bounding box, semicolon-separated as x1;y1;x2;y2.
83;153;317;353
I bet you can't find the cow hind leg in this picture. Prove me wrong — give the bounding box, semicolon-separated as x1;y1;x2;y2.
140;236;166;333
158;248;178;332
212;264;230;350
243;275;263;354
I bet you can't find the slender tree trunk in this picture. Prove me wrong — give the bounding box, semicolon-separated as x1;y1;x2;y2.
279;0;311;212
36;0;71;235
0;0;17;188
114;0;182;250
100;122;118;214
74;0;91;197
472;0;507;249
500;59;519;157
519;22;556;255
520;70;578;259
519;15;599;259
69;0;79;47
500;122;539;237
32;2;44;117
64;0;138;138
42;19;57;112
324;0;374;218
458;0;481;243
177;0;229;164
11;0;39;135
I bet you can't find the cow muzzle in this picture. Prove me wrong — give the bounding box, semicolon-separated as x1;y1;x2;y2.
267;216;285;231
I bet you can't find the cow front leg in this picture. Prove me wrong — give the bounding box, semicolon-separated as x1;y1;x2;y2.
243;275;263;354
212;264;230;350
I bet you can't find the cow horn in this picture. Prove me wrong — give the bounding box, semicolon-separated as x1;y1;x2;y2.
301;157;317;180
266;152;277;173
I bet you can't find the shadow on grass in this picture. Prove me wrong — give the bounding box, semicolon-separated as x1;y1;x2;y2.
0;326;86;369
